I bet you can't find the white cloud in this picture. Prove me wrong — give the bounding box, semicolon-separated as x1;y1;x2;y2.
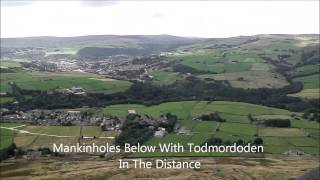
1;1;319;38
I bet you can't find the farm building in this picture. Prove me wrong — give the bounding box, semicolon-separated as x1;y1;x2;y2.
177;127;192;136
284;150;310;157
100;118;117;131
66;86;86;95
25;151;42;159
154;127;167;137
128;109;137;115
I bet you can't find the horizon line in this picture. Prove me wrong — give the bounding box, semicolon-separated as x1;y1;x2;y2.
1;33;319;39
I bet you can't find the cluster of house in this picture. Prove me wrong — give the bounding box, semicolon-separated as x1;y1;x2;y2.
63;86;86;95
284;150;311;157
0;109;120;127
0;108;29;122
100;117;122;131
126;109;192;138
153;122;192;138
1;107;193;138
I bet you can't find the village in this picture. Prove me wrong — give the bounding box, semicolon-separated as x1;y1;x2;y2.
0;107;192;138
12;51;153;81
3;46;168;83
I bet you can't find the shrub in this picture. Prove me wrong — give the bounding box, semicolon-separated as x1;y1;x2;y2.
205;137;223;145
201;112;225;122
253;137;263;145
263;119;291;127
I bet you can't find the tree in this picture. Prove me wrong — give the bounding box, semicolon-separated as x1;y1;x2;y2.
248;113;255;123
201;112;225;122
253;137;263;145
236;139;244;145
206;137;223;146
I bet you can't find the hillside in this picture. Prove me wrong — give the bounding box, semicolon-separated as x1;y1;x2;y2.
149;34;319;99
1;35;319;146
100;101;319;156
1;35;204;59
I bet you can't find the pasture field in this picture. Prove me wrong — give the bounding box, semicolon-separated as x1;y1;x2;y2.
289;89;319;99
291;119;319;129
0;71;131;94
178;52;254;73
0;123;24;128
0;60;22;68
0;123;24;150
191;121;218;133
259;127;305;137
0;129;14;150
255;114;293;120
293;74;319;89
102;100;319;155
305;128;320;139
0;124;116;150
1;100;318;156
45;47;79;56
198;71;289;89
0;97;15;104
291;65;319;77
219;123;257;136
101;101;293;121
150;70;182;85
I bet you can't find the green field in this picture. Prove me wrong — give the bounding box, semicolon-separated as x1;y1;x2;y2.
289;89;319;99
290;62;319;99
292;65;319;77
293;74;319;89
199;71;289;89
102;101;292;119
45;47;79;56
0;71;131;94
0;60;22;68
0;124;116;150
0;129;14;150
292;74;319;99
150;70;183;85
0;97;15;104
101;100;319;156
170;50;294;89
179;50;263;73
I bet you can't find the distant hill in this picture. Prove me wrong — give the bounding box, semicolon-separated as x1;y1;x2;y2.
1;34;204;48
1;35;205;59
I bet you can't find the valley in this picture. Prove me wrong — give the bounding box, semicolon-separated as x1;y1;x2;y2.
0;34;319;179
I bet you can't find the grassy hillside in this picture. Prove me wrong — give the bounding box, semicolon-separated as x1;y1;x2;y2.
293;74;319;89
1;35;203;58
101;101;319;156
0;71;131;94
1;100;318;156
150;70;184;85
153;35;319;94
0;60;22;68
0;129;14;150
0;124;116;150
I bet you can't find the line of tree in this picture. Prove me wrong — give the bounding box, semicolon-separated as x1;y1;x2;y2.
262;119;291;128
204;137;263;146
4;76;319;115
115;115;153;147
200;112;226;122
0;143;16;161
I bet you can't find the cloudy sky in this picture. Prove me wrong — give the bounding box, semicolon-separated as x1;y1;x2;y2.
1;0;319;38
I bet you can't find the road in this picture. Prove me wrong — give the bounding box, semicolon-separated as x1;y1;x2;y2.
0;125;115;139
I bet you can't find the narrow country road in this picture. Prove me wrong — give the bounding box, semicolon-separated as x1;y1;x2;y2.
0;126;115;139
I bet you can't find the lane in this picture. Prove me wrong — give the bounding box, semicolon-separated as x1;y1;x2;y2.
0;126;115;139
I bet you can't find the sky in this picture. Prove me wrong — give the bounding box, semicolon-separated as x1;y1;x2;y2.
1;0;319;38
